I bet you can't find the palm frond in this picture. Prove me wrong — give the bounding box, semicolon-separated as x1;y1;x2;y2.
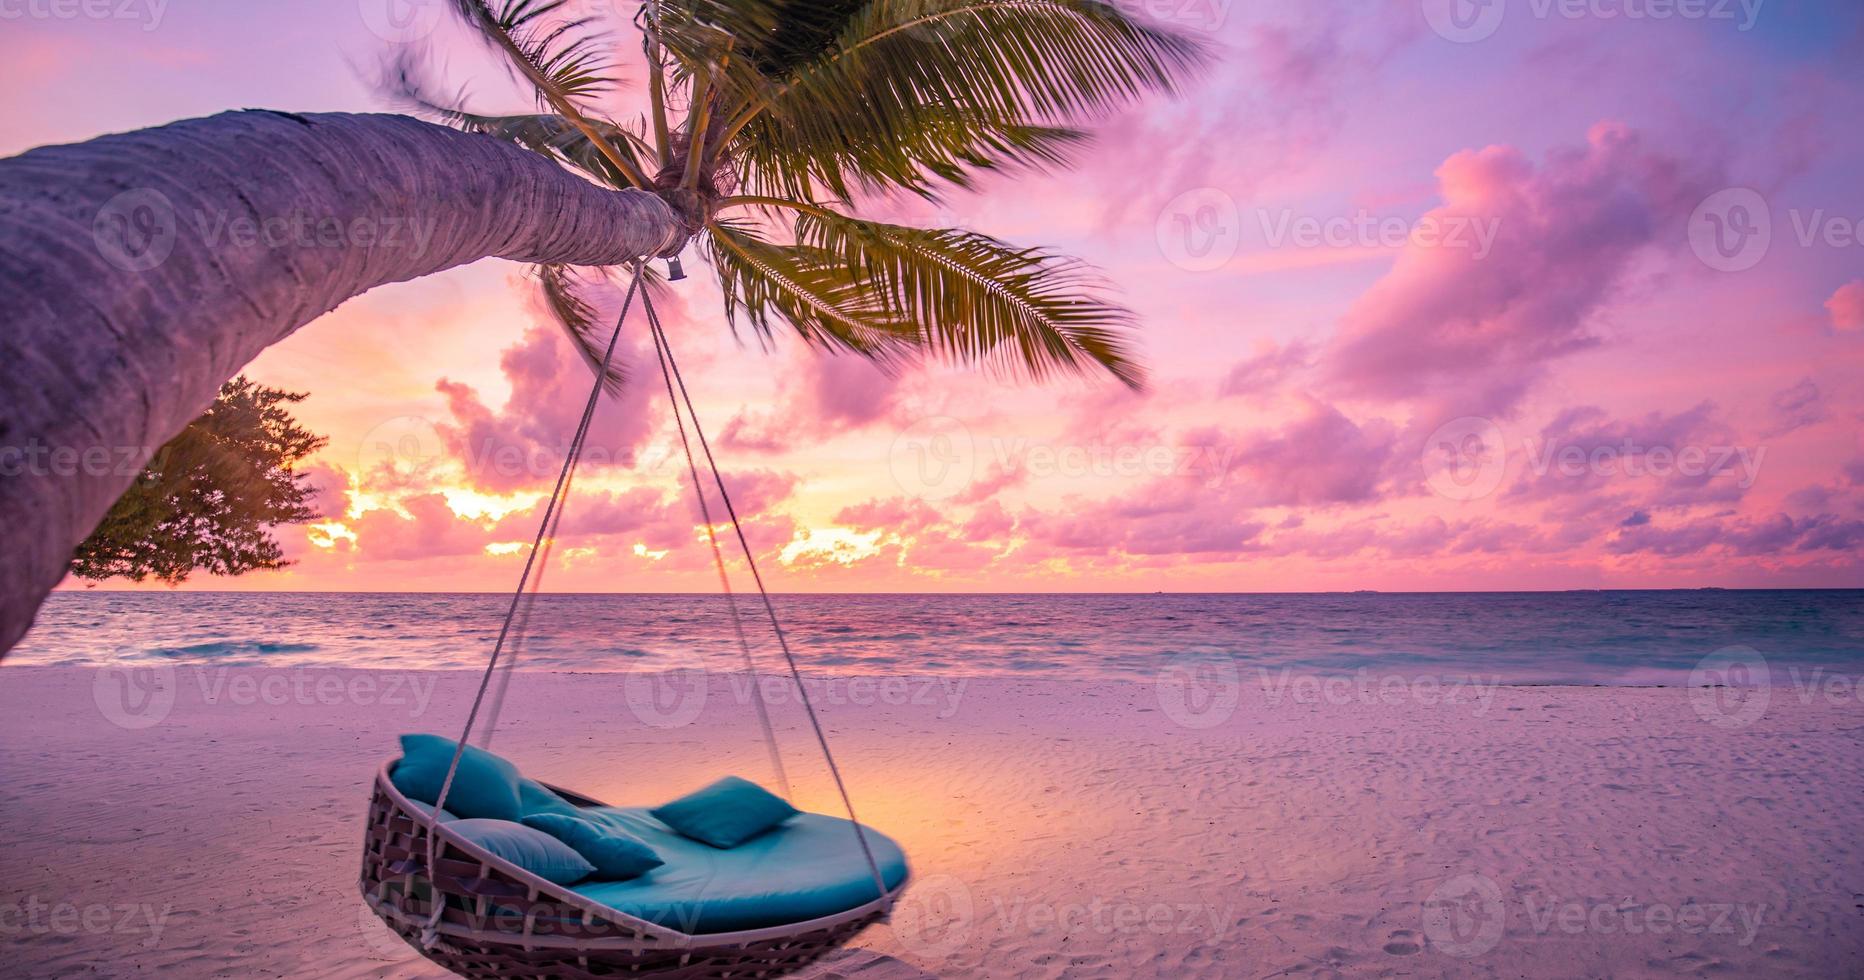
450;0;616;104
734;110;1089;202
716;0;1207;197
704;220;919;361
535;265;631;395
447;0;653;188
794;209;1144;388
381;52;652;188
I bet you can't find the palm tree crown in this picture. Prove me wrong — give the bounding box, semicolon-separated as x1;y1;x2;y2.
394;0;1208;390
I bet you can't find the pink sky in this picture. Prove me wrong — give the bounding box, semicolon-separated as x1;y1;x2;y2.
6;0;1862;593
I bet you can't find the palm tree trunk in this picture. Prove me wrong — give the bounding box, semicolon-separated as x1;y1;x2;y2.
0;110;682;657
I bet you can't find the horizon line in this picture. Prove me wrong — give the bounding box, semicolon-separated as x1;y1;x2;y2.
48;586;1864;597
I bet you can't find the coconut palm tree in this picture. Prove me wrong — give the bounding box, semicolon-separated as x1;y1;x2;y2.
0;0;1205;655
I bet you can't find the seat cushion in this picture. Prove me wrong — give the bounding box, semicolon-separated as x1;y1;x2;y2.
523;813;664;880
650;776;798;848
519;778;584;819
391;734;523;821
447;818;595;885
570;807;908;934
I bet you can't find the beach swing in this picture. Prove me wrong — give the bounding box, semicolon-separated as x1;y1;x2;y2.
359;263;910;978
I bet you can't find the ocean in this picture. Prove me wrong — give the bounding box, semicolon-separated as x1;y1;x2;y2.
11;590;1862;686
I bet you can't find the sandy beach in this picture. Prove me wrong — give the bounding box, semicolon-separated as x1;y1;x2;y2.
2;664;1859;978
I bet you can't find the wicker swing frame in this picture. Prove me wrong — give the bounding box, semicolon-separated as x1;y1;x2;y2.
360;761;905;979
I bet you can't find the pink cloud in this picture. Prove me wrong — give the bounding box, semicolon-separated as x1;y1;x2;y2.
297;462;350;520
1217;399;1398;507
489;486;673;542
436;311;660;493
1324;123;1709;418
721;355;902;454
1827;279;1864;332
1218;341;1312;399
1609;513;1864;558
351;494;488;562
1506;402;1750;509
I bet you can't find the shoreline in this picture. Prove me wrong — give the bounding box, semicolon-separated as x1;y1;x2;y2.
3;666;1861;977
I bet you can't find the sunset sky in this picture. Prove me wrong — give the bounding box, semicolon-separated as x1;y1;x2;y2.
7;0;1862;593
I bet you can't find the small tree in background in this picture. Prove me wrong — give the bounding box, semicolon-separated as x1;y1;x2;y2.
71;376;328;584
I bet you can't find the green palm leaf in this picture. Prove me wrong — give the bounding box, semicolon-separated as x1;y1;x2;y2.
384;53;651;189
536;265;630;395
705;220;919;360
718;0;1208;198
449;0;617;104
793;208;1143;387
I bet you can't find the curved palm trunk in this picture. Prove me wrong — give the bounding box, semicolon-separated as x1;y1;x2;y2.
0;110;682;656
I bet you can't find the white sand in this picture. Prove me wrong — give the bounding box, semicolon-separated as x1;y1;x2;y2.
2;665;1860;977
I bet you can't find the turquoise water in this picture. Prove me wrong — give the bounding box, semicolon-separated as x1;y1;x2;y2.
12;590;1862;685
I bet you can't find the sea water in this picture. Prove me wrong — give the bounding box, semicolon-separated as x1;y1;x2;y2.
11;590;1862;686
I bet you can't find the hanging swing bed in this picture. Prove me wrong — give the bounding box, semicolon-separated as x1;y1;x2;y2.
359;265;910;978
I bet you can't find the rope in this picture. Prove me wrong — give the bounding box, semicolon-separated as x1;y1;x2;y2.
640;289;891;906
421;265;645;949
641;307;791;800
478;459;575;750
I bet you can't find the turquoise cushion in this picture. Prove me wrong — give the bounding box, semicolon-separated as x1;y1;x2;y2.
571;808;908;934
520;778;583;819
523;813;664;880
447;818;595;885
391;734;523;821
651;776;797;848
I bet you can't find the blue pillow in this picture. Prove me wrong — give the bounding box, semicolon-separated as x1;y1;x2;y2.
391;734;523;821
522;813;664;880
650;776;798;848
446;819;595;885
519;778;583;819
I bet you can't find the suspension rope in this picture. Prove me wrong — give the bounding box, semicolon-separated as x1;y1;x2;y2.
641;306;791;800
478;457;576;750
640;288;890;906
421;265;645;949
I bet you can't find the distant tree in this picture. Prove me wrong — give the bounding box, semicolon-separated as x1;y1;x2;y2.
71;376;328;584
